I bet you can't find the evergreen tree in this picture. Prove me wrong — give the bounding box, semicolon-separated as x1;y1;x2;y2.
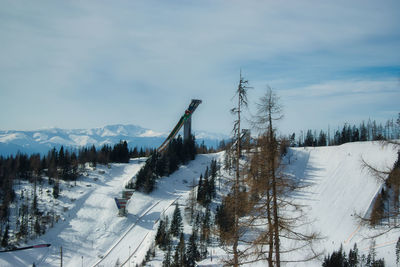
360;122;368;141
156;218;167;249
317;130;327;146
1;224;9;247
304;130;314;146
186;229;200;267
352;125;360;142
34;217;41;236
201;174;210;206
348;243;359;267
170;204;183;237
173;232;186;267
201;206;211;245
197;174;204;203
53;181;60;199
322;244;347;267
163;240;172;267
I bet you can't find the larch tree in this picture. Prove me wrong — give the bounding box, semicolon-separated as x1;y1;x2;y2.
216;72;251;266
230;72;251;267
247;87;321;266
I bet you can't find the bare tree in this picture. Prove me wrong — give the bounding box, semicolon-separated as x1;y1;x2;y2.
360;145;400;235
245;87;321;266
230;72;251;267
216;72;251;266
217;85;321;266
357;113;400;234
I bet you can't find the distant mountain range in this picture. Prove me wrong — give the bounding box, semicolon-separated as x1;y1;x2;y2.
0;124;229;156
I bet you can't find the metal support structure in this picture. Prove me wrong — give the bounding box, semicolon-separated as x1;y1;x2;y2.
184;116;192;141
157;99;202;153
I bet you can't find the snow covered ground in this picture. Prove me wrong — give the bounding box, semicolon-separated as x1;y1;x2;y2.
197;141;399;266
1;141;399;266
0;154;216;267
284;142;399;266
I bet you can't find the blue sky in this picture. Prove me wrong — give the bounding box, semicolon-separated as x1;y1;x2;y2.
0;0;399;136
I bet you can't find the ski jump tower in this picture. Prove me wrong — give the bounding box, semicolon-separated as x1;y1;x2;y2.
115;99;201;216
157;99;202;153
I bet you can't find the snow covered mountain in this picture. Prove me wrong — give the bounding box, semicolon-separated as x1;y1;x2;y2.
0;124;228;156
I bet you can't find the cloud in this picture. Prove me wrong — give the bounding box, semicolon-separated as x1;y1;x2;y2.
276;77;400;134
282;78;399;98
0;0;399;134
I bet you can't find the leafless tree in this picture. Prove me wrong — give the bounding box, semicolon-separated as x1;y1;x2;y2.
229;72;251;267
244;87;322;266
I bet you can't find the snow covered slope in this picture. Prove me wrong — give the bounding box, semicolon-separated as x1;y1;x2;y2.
196;142;399;266
284;141;399;266
0;154;217;267
2;141;398;266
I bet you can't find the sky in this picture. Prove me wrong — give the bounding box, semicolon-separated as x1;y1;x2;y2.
0;0;399;136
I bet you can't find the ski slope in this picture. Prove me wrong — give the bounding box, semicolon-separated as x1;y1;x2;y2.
283;141;399;266
0;154;216;267
197;141;399;266
1;142;398;266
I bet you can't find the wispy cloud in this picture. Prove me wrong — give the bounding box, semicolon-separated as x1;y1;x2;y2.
0;0;399;134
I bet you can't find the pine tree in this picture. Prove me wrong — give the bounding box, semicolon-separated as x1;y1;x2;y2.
201;174;210;206
53;181;60;199
317;130;327;146
322;244;347;267
1;224;9;247
360;122;368;141
34;217;41;236
173;232;186;267
201;207;211;245
155;218;167;248
170;203;182;237
348;243;359;267
161;216;171;251
186;229;200;267
197;174;204;203
163;239;172;267
305;130;314;146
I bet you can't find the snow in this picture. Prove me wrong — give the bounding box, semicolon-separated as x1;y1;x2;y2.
33;132;49;142
45;136;72;145
1;141;399;266
0;154;217;267
138;130;165;138
0;124;226;156
0;132;29;143
281;142;398;266
68;135;98;147
197;141;399;266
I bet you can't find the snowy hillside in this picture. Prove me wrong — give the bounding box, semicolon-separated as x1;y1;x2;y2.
0;124;228;156
1;141;398;267
283;142;399;266
0;153;217;267
197;141;399;266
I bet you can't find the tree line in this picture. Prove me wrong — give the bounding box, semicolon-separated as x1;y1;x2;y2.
150;159;218;267
129;134;197;193
0;141;152;247
295;115;400;147
322;242;385;267
368;150;400;227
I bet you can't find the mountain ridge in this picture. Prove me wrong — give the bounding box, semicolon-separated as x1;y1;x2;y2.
0;124;228;156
